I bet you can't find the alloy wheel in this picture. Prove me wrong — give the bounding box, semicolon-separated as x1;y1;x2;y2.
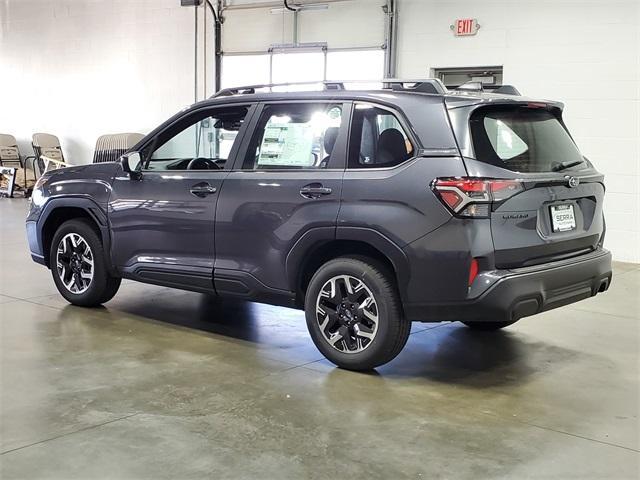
315;274;379;354
56;233;94;294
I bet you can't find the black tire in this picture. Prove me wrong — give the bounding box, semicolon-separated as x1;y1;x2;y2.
462;320;518;331
304;257;410;371
49;219;121;307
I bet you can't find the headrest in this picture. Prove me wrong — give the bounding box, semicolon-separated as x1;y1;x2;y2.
376;128;407;165
323;127;339;155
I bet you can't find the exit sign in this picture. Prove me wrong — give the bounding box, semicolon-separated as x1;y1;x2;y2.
452;18;480;36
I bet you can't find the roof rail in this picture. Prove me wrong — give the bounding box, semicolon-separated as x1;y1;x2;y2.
211;78;525;98
383;78;447;95
212;81;345;98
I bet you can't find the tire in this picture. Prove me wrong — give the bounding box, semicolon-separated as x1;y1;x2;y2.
49;219;121;307
462;320;518;331
304;257;410;371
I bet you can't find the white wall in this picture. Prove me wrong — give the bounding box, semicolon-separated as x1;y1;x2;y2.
1;0;638;262
0;0;214;164
397;0;640;262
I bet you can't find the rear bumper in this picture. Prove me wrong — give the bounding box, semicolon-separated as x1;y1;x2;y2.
404;248;612;322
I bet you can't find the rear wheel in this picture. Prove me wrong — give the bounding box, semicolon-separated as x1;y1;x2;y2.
50;219;121;307
304;257;410;371
462;320;518;331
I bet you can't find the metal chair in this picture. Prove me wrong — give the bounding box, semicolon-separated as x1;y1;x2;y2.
0;134;37;193
32;132;67;174
0;134;24;168
92;133;144;164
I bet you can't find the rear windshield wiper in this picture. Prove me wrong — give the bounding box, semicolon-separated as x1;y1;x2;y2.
552;159;585;172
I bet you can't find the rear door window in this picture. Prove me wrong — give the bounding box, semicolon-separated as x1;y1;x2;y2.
470;106;585;173
243;103;344;170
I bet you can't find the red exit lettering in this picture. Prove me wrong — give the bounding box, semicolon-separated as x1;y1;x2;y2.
454;18;478;36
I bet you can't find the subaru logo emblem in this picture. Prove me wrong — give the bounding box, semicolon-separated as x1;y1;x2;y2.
567;176;579;188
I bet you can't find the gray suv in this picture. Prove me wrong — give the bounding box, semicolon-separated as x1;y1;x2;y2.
26;80;612;370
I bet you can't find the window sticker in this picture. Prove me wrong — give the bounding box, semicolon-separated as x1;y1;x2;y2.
258;119;315;167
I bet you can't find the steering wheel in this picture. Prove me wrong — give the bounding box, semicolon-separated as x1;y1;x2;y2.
186;157;219;170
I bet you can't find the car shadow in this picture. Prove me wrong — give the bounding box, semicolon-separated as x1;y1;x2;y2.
89;290;584;387
106;291;305;346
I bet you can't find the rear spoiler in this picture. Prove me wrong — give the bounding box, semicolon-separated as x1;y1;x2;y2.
445;94;564;112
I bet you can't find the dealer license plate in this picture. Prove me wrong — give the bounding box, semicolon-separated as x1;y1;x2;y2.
550;204;576;232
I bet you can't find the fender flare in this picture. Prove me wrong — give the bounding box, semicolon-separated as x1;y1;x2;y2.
37;197;113;272
336;227;410;300
285;226;410;302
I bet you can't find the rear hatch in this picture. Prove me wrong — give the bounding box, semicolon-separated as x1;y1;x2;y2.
448;99;605;268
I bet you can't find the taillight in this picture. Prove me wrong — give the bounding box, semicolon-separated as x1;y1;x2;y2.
431;177;523;217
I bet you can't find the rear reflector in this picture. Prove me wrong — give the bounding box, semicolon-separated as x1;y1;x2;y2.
432;177;524;217
468;258;479;286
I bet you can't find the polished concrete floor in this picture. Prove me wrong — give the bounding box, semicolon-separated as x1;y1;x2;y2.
0;198;638;479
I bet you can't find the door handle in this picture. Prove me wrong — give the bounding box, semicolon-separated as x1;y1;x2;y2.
300;183;332;199
190;182;217;198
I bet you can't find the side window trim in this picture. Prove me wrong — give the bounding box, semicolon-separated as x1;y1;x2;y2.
231;100;351;172
138;103;258;172
346;101;418;170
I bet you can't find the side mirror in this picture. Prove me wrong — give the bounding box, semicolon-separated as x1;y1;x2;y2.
120;152;142;179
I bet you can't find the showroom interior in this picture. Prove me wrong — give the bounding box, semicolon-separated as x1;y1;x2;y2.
0;0;639;478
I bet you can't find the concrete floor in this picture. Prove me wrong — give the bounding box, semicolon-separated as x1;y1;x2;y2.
0;198;638;479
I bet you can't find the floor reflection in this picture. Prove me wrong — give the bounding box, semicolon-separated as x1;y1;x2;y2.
380;324;583;387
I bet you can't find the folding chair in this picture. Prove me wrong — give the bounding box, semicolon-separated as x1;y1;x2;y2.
0;134;24;168
32;132;67;174
0;134;37;194
92;133;144;164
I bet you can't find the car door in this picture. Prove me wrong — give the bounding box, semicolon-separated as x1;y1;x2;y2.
108;103;255;292
214;100;350;298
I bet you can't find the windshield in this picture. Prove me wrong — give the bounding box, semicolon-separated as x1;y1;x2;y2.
470;106;585;173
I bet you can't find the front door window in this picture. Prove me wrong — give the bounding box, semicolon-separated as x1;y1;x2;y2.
143;107;249;171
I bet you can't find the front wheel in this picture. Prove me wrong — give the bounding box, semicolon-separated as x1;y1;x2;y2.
304;257;410;371
50;219;121;307
462;320;518;331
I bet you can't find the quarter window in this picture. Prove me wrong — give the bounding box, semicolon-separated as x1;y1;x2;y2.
244;104;344;170
348;104;414;168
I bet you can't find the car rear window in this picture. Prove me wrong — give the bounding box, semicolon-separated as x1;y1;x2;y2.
469;106;584;173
